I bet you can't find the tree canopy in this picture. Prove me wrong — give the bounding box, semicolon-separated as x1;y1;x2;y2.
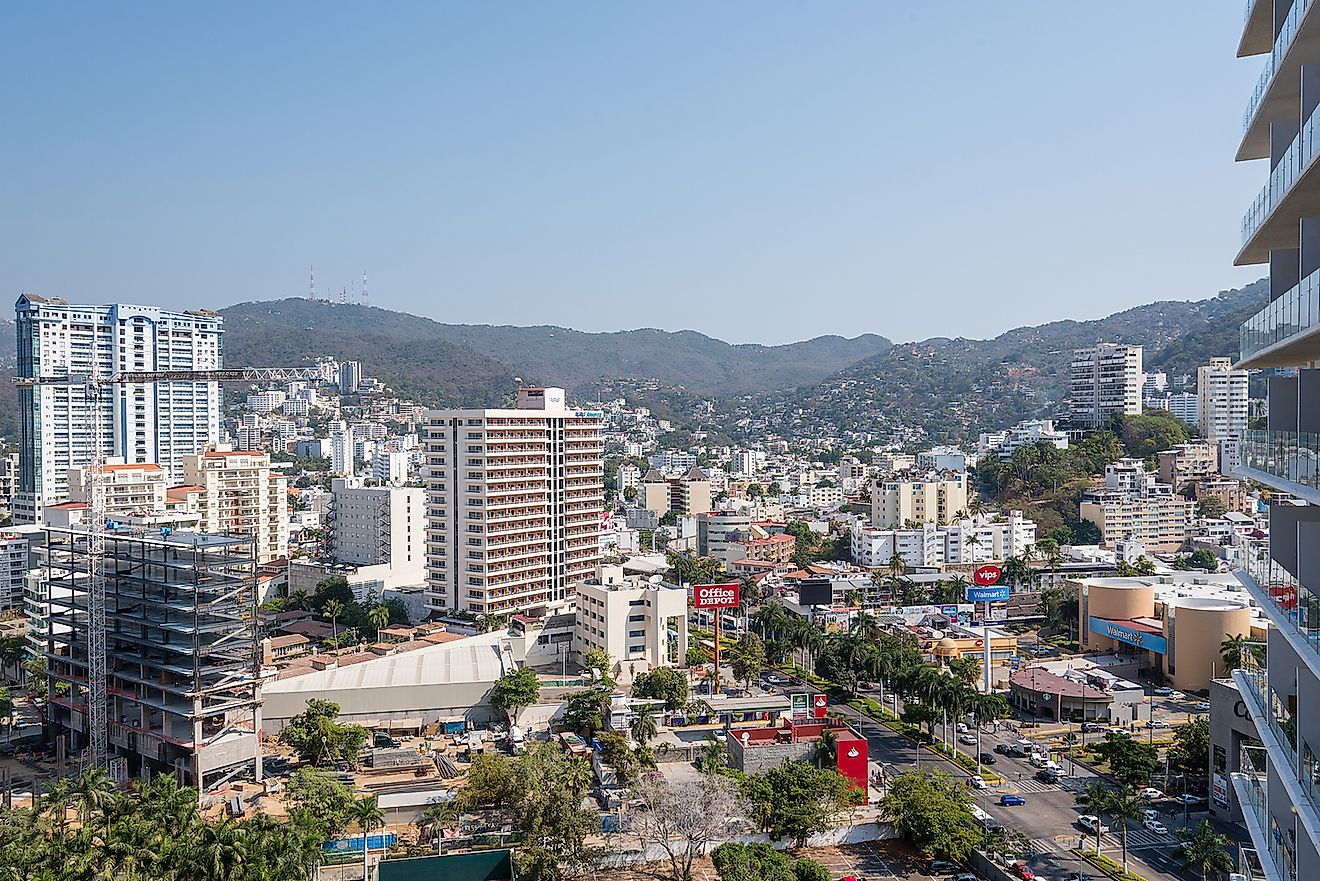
711;842;832;881
631;666;690;711
277;699;369;767
879;770;983;863
740;761;862;848
491;667;541;724
1092;731;1160;787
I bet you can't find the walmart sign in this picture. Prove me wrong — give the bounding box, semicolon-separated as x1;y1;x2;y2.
966;586;1011;602
1088;616;1167;655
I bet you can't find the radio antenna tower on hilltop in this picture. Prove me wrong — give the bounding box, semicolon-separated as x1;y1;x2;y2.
308;265;316;300
362;271;369;306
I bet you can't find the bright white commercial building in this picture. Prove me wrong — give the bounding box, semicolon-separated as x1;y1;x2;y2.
1070;343;1143;424
14;296;223;522
573;564;688;684
424;387;603;615
1198;357;1249;442
852;511;1037;569
330;422;354;476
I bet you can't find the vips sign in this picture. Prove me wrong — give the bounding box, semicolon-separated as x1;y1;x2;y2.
973;564;1002;586
692;582;740;609
968;564;1009;602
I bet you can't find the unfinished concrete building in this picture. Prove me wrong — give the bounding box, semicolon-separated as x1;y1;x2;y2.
36;526;262;788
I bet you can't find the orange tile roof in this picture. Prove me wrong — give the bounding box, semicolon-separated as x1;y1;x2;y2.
103;463;163;472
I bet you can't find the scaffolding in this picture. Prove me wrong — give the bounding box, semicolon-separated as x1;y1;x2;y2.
35;524;263;789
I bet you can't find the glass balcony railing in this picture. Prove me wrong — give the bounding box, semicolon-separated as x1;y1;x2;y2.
1241;668;1299;768
1240;534;1320;657
1244;1;1311;135
1237;745;1300;881
1240;429;1320;493
1240;267;1320;361
1243;75;1320;246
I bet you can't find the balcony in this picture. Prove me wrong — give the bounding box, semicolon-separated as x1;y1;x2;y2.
1238;430;1320;500
1237;537;1320;682
1239;0;1318;163
1239;98;1320;265
1230;751;1295;881
1242;0;1278;58
1238;268;1320;366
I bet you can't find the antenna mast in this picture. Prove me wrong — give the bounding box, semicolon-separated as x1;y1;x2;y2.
308;266;316;301
362;271;369;306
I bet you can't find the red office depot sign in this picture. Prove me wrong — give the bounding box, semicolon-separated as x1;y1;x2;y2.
973;565;1002;586
693;582;741;609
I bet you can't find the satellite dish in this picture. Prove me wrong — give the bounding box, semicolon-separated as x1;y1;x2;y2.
649;575;663;584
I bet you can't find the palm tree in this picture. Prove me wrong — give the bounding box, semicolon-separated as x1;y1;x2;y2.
350;794;386;881
630;704;659;747
851;610;879;640
968;497;989;518
887;551;906;579
1220;634;1266;672
70;767;119;836
367;604;391;644
321;598;345;645
1002;555;1031;591
814;729;839;768
416;799;461;853
286;589;311;611
40;777;75;840
1085;784;1114;857
1102;786;1146;873
1176;819;1236;881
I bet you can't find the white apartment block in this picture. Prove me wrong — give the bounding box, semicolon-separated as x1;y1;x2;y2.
372;449;410;486
918;446;969;472
1197;357;1249;442
329;478;425;587
424;387;603;615
338;360;361;394
0;452;19;512
246;390;287;414
573;564;688;683
851;511;1036;569
1142;371;1168;398
1070;343;1143;424
649;450;697;473
330;422;354;476
67;460;168;514
871;473;968;527
615;464;642;494
181;446;289;563
977;419;1069;462
14;296;223;522
0;531;30;610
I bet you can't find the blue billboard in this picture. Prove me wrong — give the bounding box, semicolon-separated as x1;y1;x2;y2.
1088;616;1168;655
966;585;1011;603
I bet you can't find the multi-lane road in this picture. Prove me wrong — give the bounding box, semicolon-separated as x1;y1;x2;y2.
773;673;1208;881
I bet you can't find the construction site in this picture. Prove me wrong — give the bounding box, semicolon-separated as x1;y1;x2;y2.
34;524;263;789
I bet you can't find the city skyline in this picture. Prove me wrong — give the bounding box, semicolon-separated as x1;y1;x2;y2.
2;2;1262;345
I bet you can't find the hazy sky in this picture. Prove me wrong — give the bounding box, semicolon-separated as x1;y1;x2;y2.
1;2;1265;344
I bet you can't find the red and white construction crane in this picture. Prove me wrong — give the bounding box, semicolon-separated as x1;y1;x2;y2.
14;366;324;768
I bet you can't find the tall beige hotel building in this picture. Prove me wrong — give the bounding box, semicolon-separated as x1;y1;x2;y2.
424;387;603;615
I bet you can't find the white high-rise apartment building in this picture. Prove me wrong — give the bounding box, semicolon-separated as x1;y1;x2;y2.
329;421;354;476
424;387;603;615
14;296;223;522
338;360;361;394
1070;343;1143;425
371;449;410;486
181;445;289;563
330;477;425;585
1198;356;1249;442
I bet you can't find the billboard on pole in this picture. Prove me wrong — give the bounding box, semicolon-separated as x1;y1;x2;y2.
972;564;1002;586
967;585;1011;602
692;582;741;609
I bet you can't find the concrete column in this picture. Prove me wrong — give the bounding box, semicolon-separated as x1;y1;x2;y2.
1272;249;1301;300
1302;218;1320;281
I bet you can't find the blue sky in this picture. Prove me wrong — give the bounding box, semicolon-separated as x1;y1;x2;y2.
0;2;1264;344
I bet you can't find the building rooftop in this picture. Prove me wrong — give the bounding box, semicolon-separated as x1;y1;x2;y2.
264;631;509;693
1009;665;1110;701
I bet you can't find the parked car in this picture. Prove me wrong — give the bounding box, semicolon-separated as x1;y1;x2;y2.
856;681;876;691
1080;722;1102;732
959;734;978;745
1152;686;1173;696
1144;818;1168;834
979;752;997;765
1010;860;1036;880
1141;808;1159;822
1195;701;1211;711
994;743;1010;754
1066;873;1093;881
928;860;960;875
1173;794;1206;806
1000;794;1026;806
954;874;981;881
1170;691;1187;701
1078;814;1110;834
1146;719;1169;729
969;775;987;789
764;674;784;685
956;722;969;733
1138;787;1164;800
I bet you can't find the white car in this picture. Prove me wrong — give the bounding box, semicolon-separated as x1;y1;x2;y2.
1144;818;1168;834
1138;788;1164;800
956;722;969;733
1078;814;1110;834
960;734;978;745
1195;701;1211;711
1170;691;1187;701
1141;808;1159;822
1173;793;1204;805
969;775;987;789
1146;720;1169;729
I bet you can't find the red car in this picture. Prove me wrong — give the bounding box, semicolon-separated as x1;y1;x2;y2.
1011;861;1035;880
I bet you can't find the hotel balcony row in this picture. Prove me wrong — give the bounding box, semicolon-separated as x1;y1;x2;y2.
1233;372;1320;502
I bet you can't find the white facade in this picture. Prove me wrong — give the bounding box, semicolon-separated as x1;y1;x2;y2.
1197;357;1249;442
330;422;354;476
615;464;642;494
14;296;223;521
246;390;287;414
977;419;1069;462
372;450;410;486
329;478;425;586
573;565;688;682
918;446;969;472
0;532;29;610
67;460;168;514
1070;343;1143;424
424;387;603;615
851;511;1037;569
649;451;697;472
181;446;289;563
